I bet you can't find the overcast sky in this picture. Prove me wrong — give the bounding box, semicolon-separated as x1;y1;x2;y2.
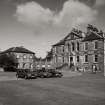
0;0;105;58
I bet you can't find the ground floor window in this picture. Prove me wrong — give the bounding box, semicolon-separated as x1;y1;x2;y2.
70;57;73;62
85;55;88;62
94;55;98;62
23;63;26;68
77;56;79;62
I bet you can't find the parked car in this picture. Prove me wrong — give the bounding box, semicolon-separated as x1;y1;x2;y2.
48;69;63;78
36;68;52;78
16;69;37;79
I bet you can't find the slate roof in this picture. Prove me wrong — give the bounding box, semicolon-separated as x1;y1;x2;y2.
82;31;104;42
52;39;65;46
2;47;35;54
52;28;83;47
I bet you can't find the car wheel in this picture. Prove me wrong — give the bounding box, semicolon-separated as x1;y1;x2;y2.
58;74;62;78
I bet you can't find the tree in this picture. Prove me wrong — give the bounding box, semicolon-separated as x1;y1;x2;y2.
0;53;18;72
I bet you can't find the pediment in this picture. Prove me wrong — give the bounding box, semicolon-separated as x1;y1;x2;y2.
64;32;81;41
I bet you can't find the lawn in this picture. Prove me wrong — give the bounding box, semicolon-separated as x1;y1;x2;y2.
0;72;105;105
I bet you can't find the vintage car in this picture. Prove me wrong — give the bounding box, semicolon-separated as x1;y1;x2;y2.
16;69;37;79
48;69;63;78
36;68;52;78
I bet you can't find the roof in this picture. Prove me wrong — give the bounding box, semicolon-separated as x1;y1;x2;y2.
52;28;83;47
52;39;65;46
82;31;104;42
1;47;35;54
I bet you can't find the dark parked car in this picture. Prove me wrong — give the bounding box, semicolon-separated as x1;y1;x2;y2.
16;69;37;79
48;69;63;78
36;68;52;78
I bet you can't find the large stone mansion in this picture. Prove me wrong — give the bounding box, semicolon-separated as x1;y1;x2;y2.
51;24;105;72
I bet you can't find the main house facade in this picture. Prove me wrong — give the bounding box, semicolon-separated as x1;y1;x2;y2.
52;25;104;72
2;47;35;71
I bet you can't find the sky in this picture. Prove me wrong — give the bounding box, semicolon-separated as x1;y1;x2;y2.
0;0;105;58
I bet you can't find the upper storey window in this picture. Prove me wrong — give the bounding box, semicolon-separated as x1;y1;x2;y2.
16;55;20;59
71;42;75;51
85;55;88;62
85;43;88;50
23;55;27;59
94;41;98;49
77;42;79;51
30;55;33;59
54;47;56;53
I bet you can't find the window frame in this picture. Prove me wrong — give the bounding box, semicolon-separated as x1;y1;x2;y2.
77;42;80;51
71;42;75;51
77;56;79;62
85;55;88;62
94;41;98;49
94;55;98;62
84;42;88;51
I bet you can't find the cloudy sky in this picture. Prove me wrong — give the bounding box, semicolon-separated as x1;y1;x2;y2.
0;0;105;58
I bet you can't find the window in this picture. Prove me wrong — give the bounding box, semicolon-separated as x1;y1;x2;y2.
85;43;88;50
62;46;65;52
94;41;98;49
94;55;98;62
77;42;79;51
71;42;75;51
30;55;33;59
85;55;88;62
23;63;26;68
68;43;70;51
63;57;65;63
70;57;73;62
16;55;20;59
54;47;57;53
77;56;79;62
23;55;27;59
30;63;33;69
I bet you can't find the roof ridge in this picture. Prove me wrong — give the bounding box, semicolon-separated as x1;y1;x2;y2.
12;47;16;52
91;30;104;38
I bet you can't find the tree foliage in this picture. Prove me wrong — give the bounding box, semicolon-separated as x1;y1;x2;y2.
0;53;18;72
